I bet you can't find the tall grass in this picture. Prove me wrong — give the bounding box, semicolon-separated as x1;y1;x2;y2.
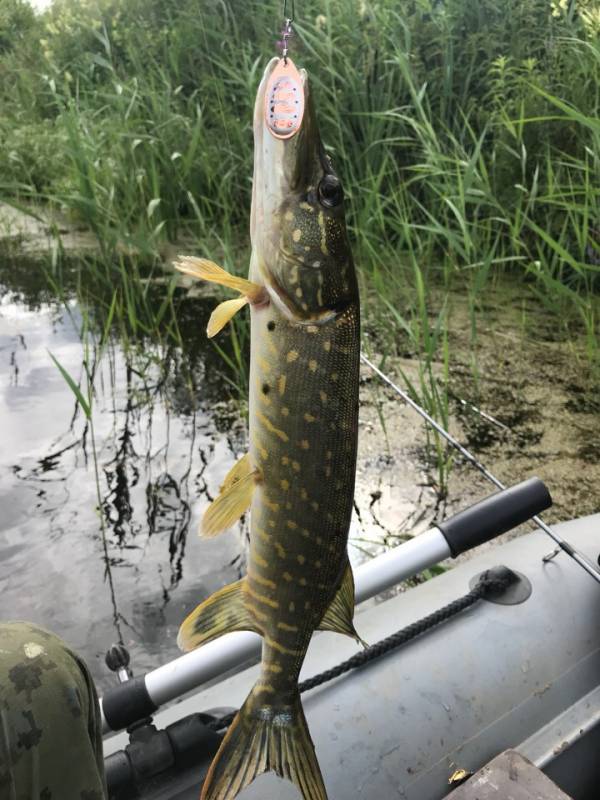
1;0;599;406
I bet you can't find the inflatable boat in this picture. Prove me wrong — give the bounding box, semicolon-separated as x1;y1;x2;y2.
101;477;600;800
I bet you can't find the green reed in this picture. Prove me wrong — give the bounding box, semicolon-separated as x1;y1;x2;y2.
1;0;599;435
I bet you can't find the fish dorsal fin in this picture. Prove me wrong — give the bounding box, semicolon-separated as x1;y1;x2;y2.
177;577;261;652
202;461;260;538
318;561;367;647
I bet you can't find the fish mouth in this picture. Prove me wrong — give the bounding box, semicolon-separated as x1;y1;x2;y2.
250;59;322;262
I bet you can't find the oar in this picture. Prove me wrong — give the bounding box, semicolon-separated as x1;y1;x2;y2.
101;477;551;734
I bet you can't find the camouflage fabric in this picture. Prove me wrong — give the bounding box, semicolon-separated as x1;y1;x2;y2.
0;622;106;800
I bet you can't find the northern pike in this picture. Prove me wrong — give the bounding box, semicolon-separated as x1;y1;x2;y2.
174;56;361;800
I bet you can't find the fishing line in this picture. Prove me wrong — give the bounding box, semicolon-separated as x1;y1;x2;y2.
360;352;600;585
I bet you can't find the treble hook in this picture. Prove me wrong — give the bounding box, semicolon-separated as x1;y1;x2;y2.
281;0;295;64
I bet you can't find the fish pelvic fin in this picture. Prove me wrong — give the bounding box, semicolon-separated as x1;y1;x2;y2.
202;461;260;538
177;577;261;652
318;561;368;648
201;685;328;800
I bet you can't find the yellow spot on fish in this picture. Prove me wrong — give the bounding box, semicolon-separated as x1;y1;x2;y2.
287;350;299;363
254;553;268;568
268;519;276;528
297;555;306;565
246;602;268;622
303;413;316;423
316;536;323;545
320;390;328;403
292;460;300;472
274;541;286;559
311;501;319;512
308;360;317;372
260;448;268;460
295;287;303;298
285;210;294;221
331;372;339;381
281;456;289;466
289;601;296;612
300;439;310;450
250;570;276;590
281;407;290;417
307;325;319;334
278;621;299;632
283;572;293;582
299;577;307;586
264;661;283;673
285;501;292;510
265;499;280;512
286;520;298;530
300;202;313;212
325;466;332;477
292;229;302;242
301;528;310;538
257;356;271;373
304;601;311;610
264;635;301;655
326;450;332;459
246;586;279;609
323;341;331;352
255;526;271;543
280;479;290;491
257;410;289;442
315;560;322;568
278;375;287;395
300;488;308;500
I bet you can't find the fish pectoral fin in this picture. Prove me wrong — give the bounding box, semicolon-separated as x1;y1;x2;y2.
177;577;260;652
174;256;265;303
200;686;327;800
318;561;367;648
207;296;249;338
201;467;260;538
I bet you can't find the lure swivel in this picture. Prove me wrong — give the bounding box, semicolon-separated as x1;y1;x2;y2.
281;0;295;63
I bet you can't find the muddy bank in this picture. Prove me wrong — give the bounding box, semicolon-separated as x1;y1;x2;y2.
355;282;600;569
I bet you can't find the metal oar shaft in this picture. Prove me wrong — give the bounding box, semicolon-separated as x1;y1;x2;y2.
101;477;552;734
360;353;600;585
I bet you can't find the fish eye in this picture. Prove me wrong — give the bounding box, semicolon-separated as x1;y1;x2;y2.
318;175;343;208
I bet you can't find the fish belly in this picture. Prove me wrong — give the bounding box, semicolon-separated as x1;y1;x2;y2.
246;298;360;681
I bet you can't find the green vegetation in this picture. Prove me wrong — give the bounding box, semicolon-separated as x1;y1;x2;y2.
1;0;599;490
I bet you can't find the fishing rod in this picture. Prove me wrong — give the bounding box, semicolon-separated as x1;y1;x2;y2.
360;352;600;585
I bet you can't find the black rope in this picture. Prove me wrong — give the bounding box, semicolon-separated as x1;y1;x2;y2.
208;571;509;732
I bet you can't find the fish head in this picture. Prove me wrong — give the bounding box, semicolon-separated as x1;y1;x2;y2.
251;58;356;322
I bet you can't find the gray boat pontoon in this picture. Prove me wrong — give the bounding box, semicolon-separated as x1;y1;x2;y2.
101;477;600;800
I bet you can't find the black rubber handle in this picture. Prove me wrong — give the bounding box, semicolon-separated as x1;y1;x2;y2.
437;477;552;557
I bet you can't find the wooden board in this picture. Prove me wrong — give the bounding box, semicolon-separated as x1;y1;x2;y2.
448;750;573;800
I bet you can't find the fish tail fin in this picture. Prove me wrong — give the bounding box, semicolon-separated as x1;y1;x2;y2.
202;685;327;800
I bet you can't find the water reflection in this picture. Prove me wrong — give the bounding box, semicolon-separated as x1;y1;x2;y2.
0;259;247;691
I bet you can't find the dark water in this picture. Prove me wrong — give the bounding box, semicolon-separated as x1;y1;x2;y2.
0;261;248;692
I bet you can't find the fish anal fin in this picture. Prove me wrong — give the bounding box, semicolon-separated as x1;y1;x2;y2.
318;561;367;648
201;687;327;800
174;256;265;304
177;577;260;652
202;467;260;538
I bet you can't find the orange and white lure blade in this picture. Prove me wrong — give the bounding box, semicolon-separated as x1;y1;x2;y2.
264;57;304;140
